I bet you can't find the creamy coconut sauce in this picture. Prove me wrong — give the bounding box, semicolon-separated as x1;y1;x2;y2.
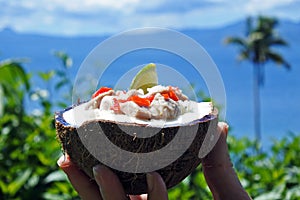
63;101;213;128
63;85;213;128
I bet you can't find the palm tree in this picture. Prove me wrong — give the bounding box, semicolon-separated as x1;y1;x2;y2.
225;16;290;142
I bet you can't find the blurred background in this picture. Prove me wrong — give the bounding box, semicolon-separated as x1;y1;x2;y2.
1;0;299;199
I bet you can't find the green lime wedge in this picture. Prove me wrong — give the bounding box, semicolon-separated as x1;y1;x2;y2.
130;63;158;93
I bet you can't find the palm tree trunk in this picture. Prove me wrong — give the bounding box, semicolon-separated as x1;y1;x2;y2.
253;64;261;142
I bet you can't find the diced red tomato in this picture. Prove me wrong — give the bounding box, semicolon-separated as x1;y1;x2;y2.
146;94;155;102
129;95;151;107
92;87;112;98
161;93;170;100
160;88;179;101
168;89;179;101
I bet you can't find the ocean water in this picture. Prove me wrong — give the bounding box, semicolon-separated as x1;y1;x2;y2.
1;23;299;148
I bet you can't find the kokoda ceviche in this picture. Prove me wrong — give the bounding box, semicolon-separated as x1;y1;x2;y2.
63;85;213;127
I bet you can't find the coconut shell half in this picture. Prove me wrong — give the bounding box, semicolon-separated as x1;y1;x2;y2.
55;105;218;195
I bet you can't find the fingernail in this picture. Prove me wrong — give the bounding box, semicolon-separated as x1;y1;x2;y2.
93;164;104;184
223;123;229;134
146;173;154;192
57;154;70;168
218;122;229;135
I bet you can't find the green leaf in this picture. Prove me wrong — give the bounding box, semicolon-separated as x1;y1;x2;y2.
0;179;8;194
53;51;73;68
43;171;68;184
37;151;52;166
0;85;3;117
0;59;30;91
57;102;68;108
254;184;284;200
285;185;300;200
55;78;69;90
38;70;55;81
7;169;32;196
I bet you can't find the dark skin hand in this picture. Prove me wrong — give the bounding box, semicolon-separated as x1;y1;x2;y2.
202;122;252;200
57;122;252;200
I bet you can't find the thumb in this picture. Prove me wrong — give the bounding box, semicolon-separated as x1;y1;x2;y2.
146;172;168;200
202;122;231;168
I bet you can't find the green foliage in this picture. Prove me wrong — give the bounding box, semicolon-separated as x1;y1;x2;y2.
0;55;77;200
169;166;212;199
228;134;300;200
0;52;299;200
0;60;30;116
53;51;73;69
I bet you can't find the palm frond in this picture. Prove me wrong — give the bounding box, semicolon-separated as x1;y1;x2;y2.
224;37;247;48
225;15;291;70
267;51;291;69
268;38;289;46
237;50;250;61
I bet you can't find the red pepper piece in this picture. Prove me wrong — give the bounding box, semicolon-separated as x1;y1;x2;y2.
92;87;112;98
168;89;179;101
146;94;155;102
130;95;151;107
161;87;179;101
161;93;169;100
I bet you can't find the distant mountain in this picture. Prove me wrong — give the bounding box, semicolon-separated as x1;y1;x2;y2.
1;20;299;143
1;19;298;71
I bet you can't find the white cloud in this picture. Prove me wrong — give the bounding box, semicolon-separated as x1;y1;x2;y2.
41;0;140;13
245;0;296;13
0;0;299;35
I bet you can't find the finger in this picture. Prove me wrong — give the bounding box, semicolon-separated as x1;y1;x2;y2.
202;122;232;168
202;123;252;200
57;154;102;200
147;172;168;200
93;165;128;200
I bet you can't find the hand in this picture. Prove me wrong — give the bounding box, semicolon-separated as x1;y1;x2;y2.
202;122;252;200
57;154;168;200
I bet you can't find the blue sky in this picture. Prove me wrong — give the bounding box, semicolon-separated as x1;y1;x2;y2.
1;0;300;36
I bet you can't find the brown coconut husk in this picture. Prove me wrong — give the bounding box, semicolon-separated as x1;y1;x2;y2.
55;106;218;195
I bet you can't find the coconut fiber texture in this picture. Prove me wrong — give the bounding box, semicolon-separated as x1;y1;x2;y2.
55;107;218;195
